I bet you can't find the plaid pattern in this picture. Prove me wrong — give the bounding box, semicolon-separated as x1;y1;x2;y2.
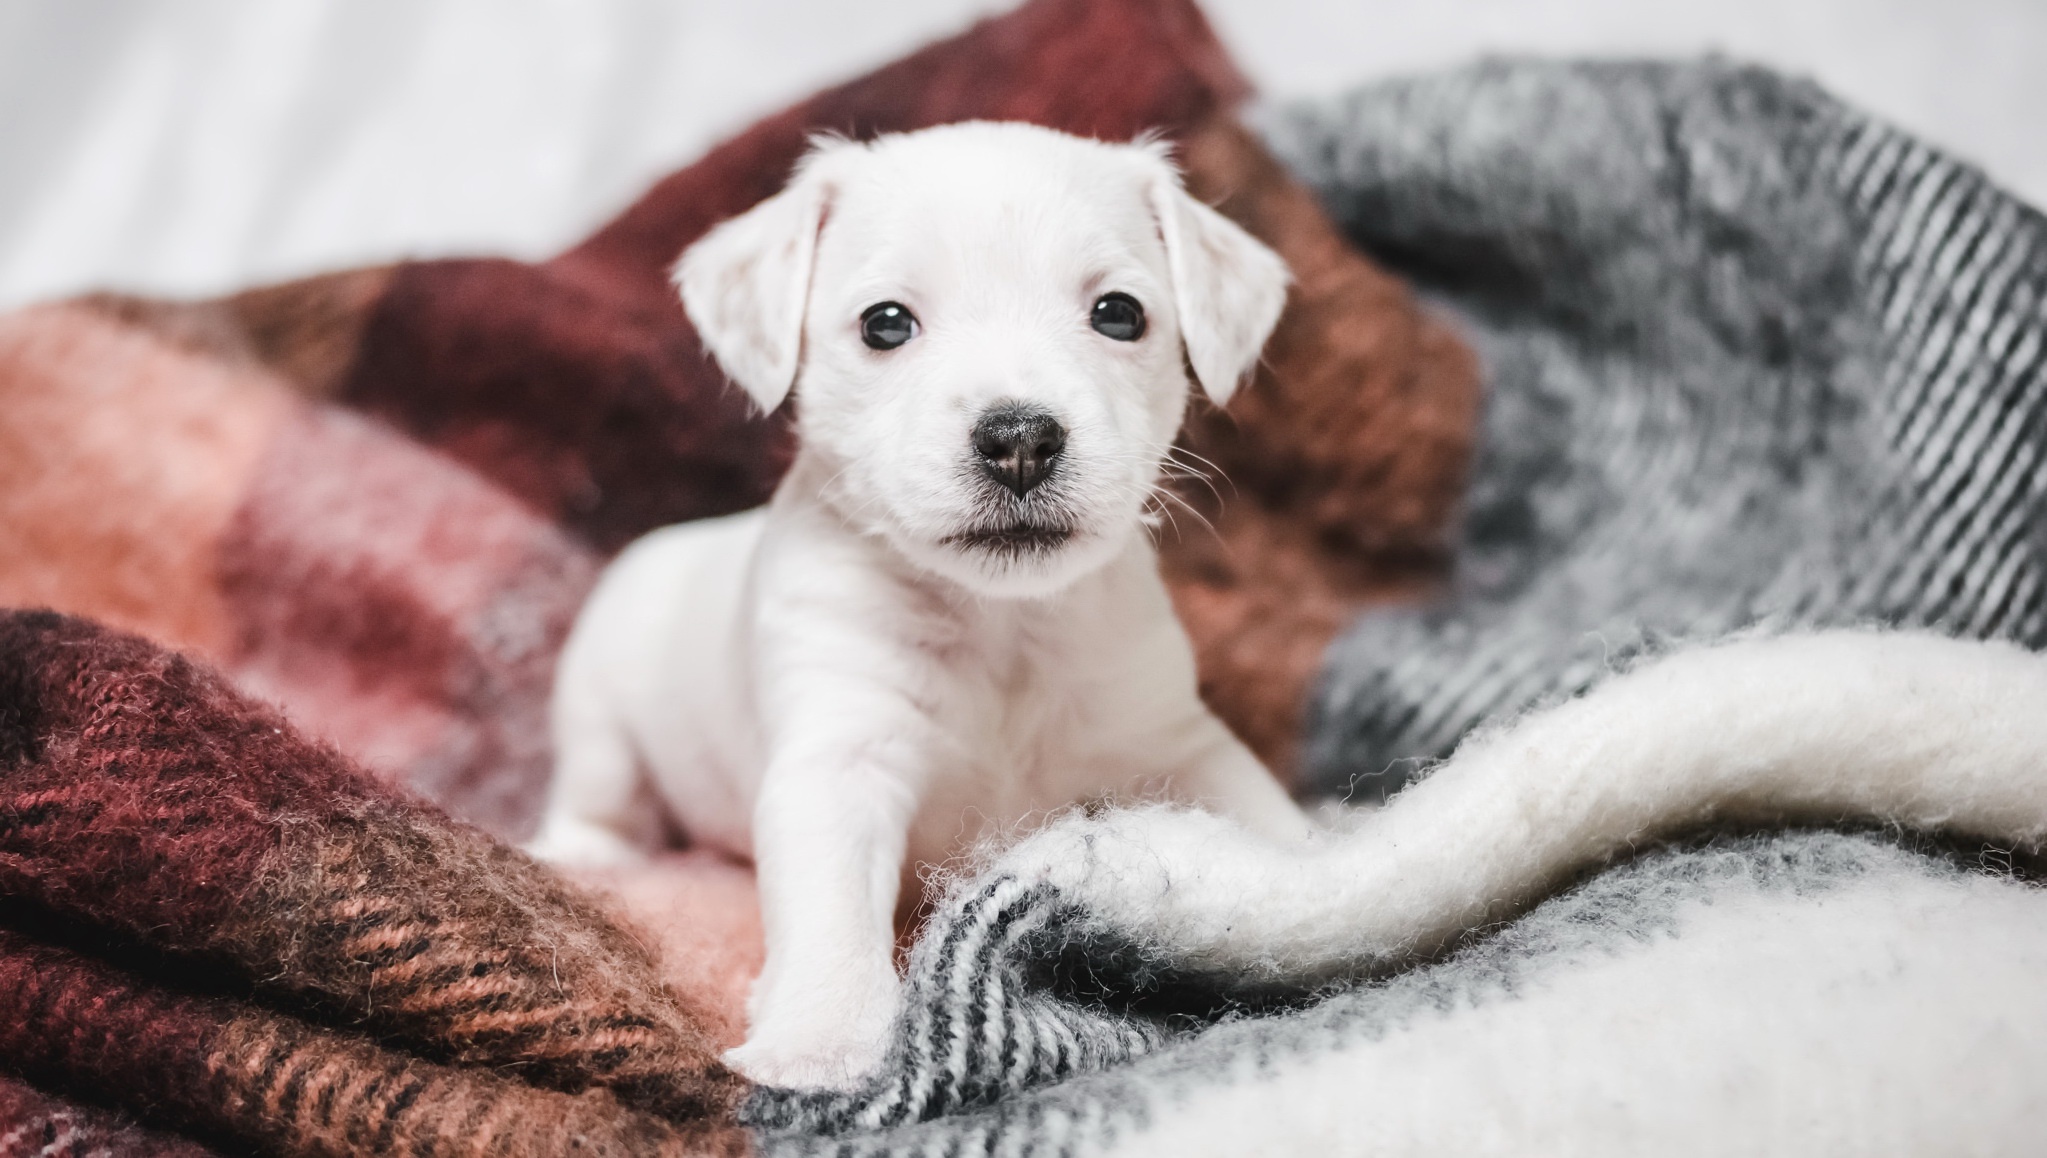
0;1076;215;1158
0;611;747;1157
9;43;2038;1158
0;3;1476;1151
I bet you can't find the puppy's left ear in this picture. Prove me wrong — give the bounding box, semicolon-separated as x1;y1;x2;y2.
1149;176;1290;407
673;169;832;414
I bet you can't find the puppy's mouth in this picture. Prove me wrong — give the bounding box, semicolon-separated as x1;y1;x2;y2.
942;521;1075;559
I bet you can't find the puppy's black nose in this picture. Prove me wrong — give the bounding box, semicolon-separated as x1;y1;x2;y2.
971;405;1066;498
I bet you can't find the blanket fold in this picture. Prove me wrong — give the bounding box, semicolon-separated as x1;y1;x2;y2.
1265;59;2047;798
6;8;2047;1155
743;631;2047;1152
0;925;724;1158
0;1074;217;1158
0;1;1482;1150
740;56;2047;1155
0;610;747;1154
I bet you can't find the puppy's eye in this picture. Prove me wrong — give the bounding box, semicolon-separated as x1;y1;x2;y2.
1090;292;1146;341
860;302;919;350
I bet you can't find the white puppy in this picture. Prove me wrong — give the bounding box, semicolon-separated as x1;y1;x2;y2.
528;122;1308;1090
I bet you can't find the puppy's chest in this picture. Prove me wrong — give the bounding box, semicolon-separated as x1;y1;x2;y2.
915;616;1142;807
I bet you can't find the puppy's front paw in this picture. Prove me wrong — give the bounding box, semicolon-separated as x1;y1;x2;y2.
523;815;649;867
722;1021;892;1091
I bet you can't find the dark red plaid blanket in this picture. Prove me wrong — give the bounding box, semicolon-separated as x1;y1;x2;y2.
0;1;1477;1152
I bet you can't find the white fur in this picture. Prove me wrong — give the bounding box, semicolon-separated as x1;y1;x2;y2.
528;122;1302;1090
994;630;2047;978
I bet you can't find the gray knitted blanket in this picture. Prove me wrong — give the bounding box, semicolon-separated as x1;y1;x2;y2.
1280;59;2047;800
744;61;2047;1156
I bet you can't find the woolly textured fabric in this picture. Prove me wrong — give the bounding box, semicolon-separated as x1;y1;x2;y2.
0;611;747;1155
1258;59;2047;798
1164;116;1477;769
0;301;289;659
0;296;601;838
736;628;2047;1153
0;928;739;1158
216;404;597;834
746;832;2047;1155
0;1076;217;1158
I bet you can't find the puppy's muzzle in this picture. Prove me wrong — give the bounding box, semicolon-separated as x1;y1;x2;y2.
971;404;1066;498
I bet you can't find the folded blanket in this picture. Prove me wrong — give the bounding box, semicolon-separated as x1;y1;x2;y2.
9;612;2045;1156
1266;59;2047;798
749;631;2047;1155
749;61;2047;1152
0;610;746;1157
0;1075;213;1158
0;0;1474;1151
8;8;2047;1155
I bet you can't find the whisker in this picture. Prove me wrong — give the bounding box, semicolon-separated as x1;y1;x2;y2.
1166;446;1237;502
1144;484;1217;544
1167;445;1228;477
1158;467;1227;510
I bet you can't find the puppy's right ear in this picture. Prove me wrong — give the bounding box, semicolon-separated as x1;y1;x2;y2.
674;170;831;414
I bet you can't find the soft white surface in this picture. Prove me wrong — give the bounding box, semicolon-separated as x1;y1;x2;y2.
981;628;2047;1154
1114;861;2047;1157
998;631;2047;975
995;630;2047;1153
0;0;2042;309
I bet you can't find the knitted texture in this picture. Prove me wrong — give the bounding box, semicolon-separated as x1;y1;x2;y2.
0;297;606;838
0;0;1478;1144
12;18;2035;1156
0;610;747;1156
0;1076;217;1158
740;628;2047;1154
746;833;2047;1155
734;61;2047;1153
1260;59;2047;797
1165;116;1476;767
0;929;728;1158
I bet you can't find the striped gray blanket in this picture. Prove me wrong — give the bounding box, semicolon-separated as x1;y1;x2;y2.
746;60;2047;1156
1287;59;2047;800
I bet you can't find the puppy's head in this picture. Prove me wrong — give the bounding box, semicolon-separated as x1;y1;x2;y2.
677;122;1288;598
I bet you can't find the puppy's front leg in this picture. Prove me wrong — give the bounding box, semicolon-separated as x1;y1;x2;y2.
1173;716;1312;844
725;719;926;1090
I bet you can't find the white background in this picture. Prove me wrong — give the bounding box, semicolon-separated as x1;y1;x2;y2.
1;0;2040;308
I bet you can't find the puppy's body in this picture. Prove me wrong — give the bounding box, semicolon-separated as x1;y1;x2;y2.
549;475;1291;864
532;123;1304;1090
546;467;1297;1081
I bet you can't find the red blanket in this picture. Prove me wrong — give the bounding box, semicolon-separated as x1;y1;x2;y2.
0;1;1476;1152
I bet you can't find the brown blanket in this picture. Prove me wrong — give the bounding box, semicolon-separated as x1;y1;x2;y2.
0;1;1476;1152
